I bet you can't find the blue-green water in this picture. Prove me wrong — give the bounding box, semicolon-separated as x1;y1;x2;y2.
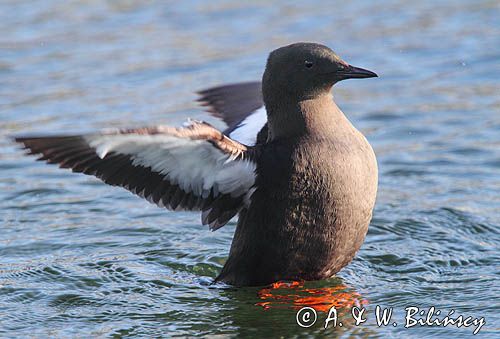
1;0;499;337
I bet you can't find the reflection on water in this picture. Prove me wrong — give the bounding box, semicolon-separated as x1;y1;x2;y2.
256;279;366;313
0;0;499;337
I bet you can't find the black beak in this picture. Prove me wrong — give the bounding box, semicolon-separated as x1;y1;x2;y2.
338;65;378;80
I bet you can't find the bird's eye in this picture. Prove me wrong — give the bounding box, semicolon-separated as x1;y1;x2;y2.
304;60;314;69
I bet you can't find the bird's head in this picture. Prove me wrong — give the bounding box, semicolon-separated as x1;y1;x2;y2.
262;42;377;104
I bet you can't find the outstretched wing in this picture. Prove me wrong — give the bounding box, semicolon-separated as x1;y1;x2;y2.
197;82;268;145
15;121;257;230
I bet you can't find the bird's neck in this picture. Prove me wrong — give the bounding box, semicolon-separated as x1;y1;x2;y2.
266;93;353;141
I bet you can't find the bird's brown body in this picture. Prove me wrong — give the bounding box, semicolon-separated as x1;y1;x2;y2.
217;96;378;286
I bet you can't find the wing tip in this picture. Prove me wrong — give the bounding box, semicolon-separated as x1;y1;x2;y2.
10;135;31;146
11;136;39;154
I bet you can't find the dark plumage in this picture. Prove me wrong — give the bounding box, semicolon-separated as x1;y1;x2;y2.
197;81;262;134
214;43;378;286
14;42;378;287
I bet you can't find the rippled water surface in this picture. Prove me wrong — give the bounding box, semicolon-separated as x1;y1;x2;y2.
1;0;499;337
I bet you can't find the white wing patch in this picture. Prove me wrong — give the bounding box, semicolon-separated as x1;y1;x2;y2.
229;106;267;145
85;133;256;198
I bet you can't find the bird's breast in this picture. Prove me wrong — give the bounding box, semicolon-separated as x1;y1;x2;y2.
257;136;377;212
249;135;378;269
225;135;377;283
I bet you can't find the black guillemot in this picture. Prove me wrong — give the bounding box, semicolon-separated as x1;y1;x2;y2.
15;42;378;287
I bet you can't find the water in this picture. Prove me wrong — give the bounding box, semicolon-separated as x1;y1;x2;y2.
1;0;499;337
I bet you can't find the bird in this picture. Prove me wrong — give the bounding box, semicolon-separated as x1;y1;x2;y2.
14;42;378;287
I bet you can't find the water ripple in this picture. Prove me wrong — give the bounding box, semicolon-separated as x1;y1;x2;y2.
1;0;499;337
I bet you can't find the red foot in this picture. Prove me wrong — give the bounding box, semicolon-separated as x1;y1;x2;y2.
256;280;367;312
